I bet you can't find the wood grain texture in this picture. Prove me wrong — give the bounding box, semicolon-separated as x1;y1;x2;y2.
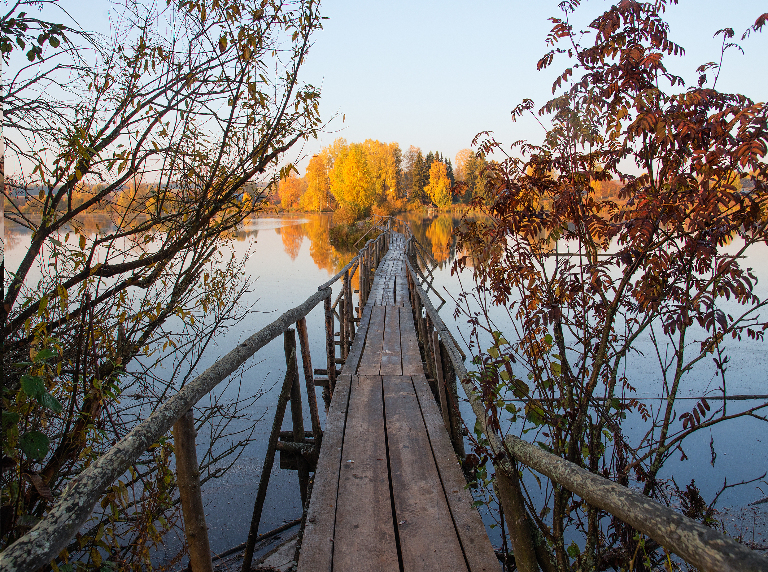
412;374;500;572
357;305;385;375
382;375;469;572
340;303;372;377
333;376;399;572
297;374;353;572
400;306;424;376
380;306;402;376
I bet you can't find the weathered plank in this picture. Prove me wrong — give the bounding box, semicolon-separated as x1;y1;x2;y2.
399;306;423;376
412;374;500;572
333;376;399;572
340;304;373;377
382;375;469;572
297;374;353;572
380;306;402;376
357;305;386;375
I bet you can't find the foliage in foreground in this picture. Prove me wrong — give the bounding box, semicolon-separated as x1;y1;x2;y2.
1;0;322;568
456;2;768;570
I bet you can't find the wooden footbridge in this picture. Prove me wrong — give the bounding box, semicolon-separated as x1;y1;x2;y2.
297;233;498;572
3;217;766;572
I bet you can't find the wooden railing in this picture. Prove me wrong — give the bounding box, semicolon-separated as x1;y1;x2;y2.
0;223;389;572
401;231;768;572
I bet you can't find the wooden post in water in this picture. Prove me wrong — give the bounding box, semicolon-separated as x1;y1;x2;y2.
173;409;213;572
241;330;299;572
439;339;466;458
362;248;368;307
339;295;347;362
324;296;336;396
432;330;449;430
344;269;354;351
289;328;310;506
296;317;322;440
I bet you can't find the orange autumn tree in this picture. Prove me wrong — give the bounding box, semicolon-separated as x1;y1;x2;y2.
455;2;768;570
329;142;376;218
278;171;307;210
424;160;452;207
302;151;330;212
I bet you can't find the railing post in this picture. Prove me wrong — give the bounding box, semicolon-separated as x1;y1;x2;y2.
296;317;322;441
344;268;354;352
289;328;310;506
173;409;213;572
324;295;336;397
439;338;466;459
339;294;347;362
241;329;299;572
432;330;449;430
362;248;368;307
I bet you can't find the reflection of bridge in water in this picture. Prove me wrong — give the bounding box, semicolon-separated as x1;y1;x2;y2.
4;217;765;572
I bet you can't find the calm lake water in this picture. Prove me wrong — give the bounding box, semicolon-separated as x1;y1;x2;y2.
4;212;767;560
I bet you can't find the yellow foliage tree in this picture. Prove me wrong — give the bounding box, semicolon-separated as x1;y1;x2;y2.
362;139;402;204
424;161;452;207
302;151;330;212
329;142;375;217
454;148;473;182
279;172;306;210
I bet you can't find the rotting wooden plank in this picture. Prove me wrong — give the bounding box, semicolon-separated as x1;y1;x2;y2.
297;374;353;572
357;305;386;375
382;375;469;572
400;306;423;376
340;304;373;377
333;376;399;572
411;374;500;572
380;306;402;376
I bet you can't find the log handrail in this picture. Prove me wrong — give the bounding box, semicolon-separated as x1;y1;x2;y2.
402;234;768;572
0;219;392;571
0;287;332;571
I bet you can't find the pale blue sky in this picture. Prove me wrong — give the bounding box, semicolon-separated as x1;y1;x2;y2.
296;0;767;169
26;1;768;171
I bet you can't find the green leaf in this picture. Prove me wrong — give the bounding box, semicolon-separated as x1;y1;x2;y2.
16;514;41;528
2;410;20;427
20;375;45;398
34;348;57;362
544;333;553;345
488;347;499;358
526;407;543;426
49;36;60;48
536;441;553;453
567;541;580;558
39;392;63;414
19;431;50;460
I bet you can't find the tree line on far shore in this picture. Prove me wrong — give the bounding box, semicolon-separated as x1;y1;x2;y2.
270;139;492;219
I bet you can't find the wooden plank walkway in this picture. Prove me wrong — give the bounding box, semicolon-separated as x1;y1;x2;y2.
298;234;499;572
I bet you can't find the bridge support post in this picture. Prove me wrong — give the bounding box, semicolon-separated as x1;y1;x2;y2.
173;409;213;572
241;330;298;572
432;330;450;430
438;339;466;459
324;296;336;399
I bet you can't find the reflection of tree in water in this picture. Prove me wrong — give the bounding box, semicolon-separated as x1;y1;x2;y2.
425;216;455;265
303;215;361;289
4;227;28;252
305;216;333;272
276;223;305;260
